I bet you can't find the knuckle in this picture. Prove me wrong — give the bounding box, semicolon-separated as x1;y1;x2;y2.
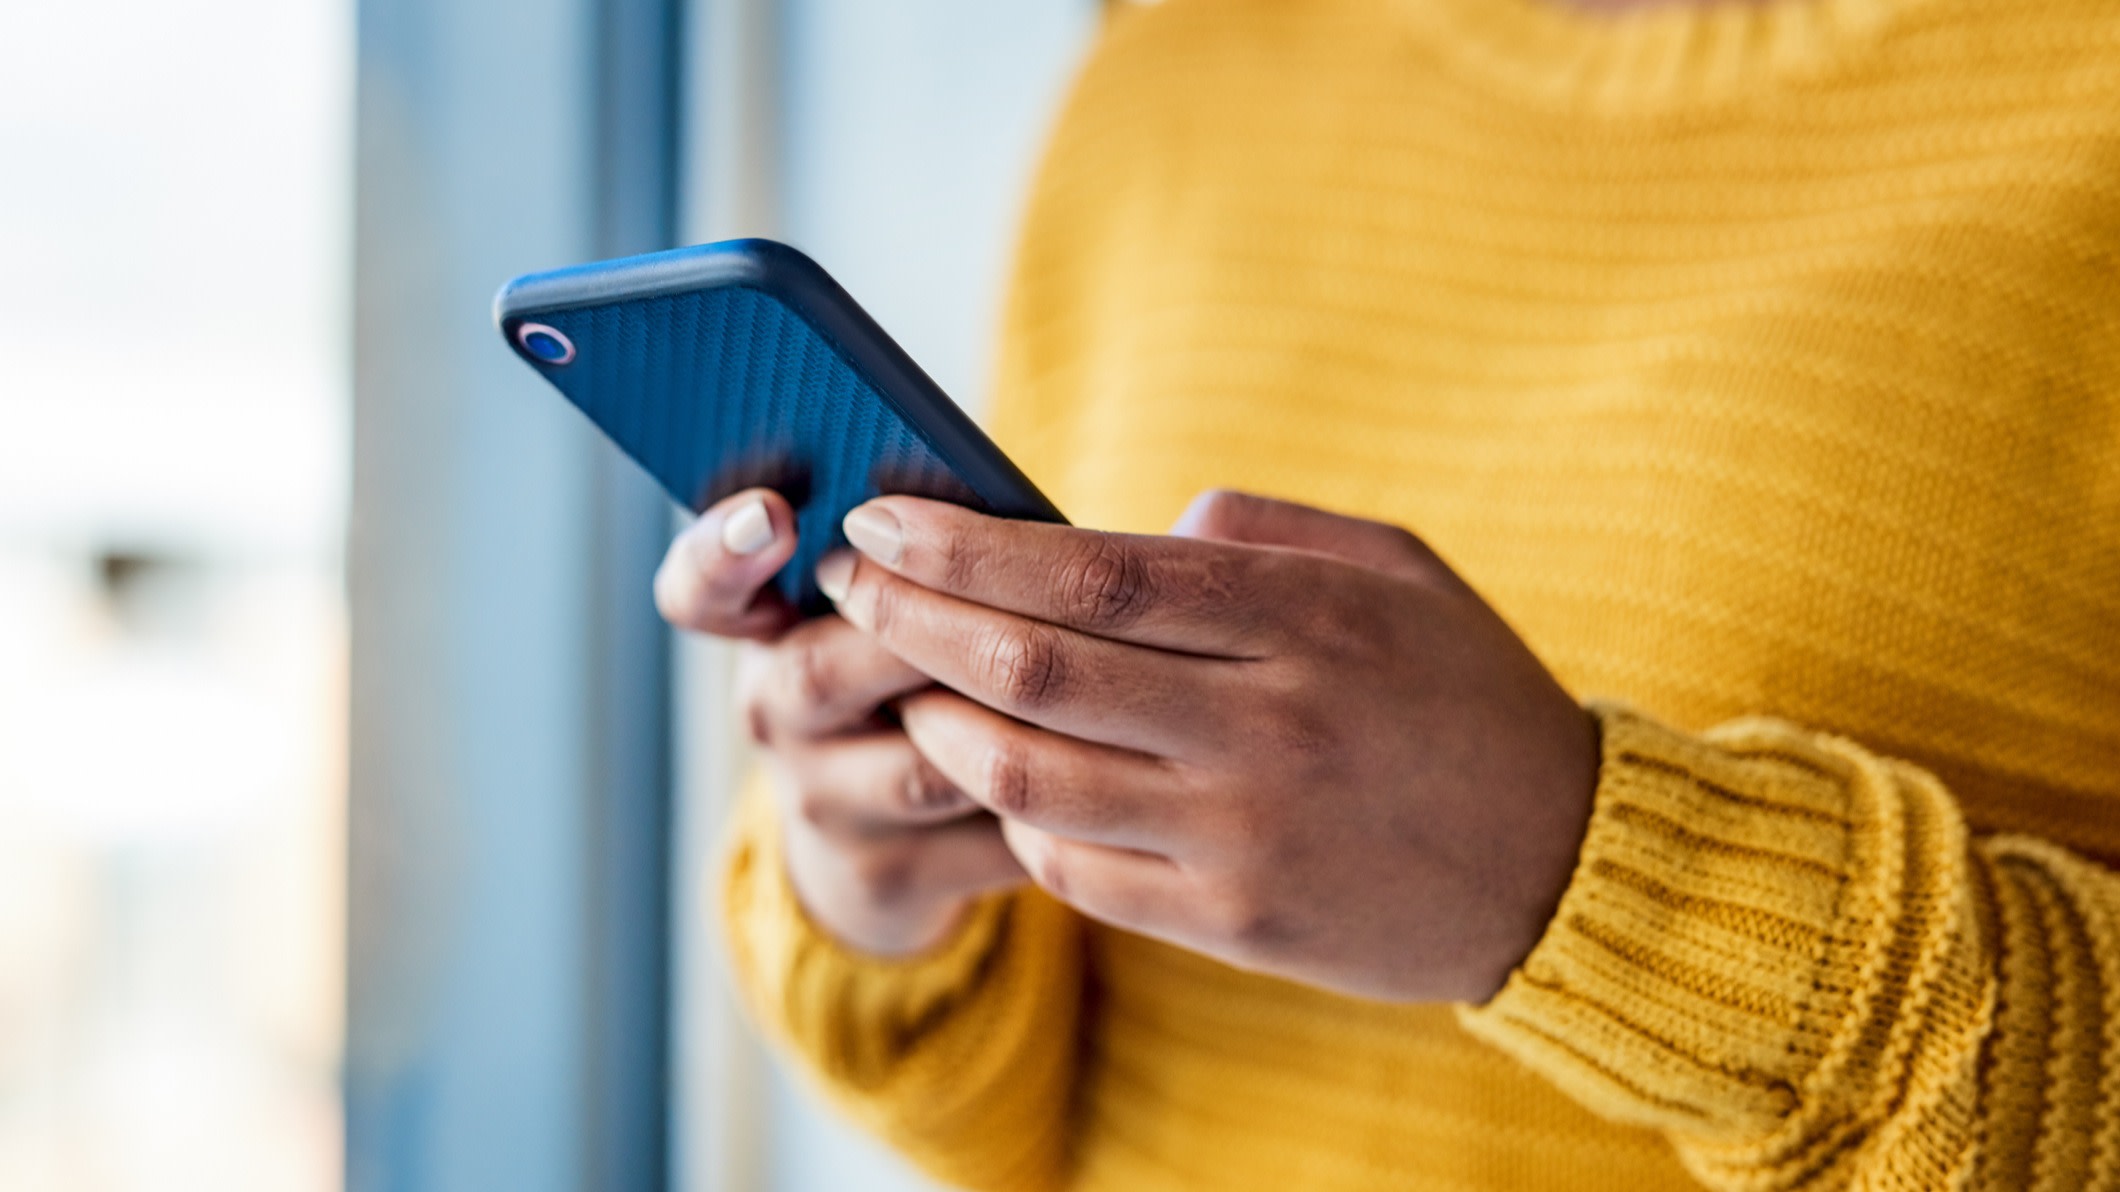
933;525;980;593
700;560;757;608
1381;524;1428;560
1199;550;1257;605
1025;842;1070;902
860;572;901;637
785;636;837;713
1192;489;1272;542
735;677;774;745
980;738;1037;818
980;622;1069;712
1385;523;1449;573
1188;489;1245;535
1058;537;1154;631
849;844;922;911
1230;905;1286;954
1289;587;1364;649
898;760;961;816
791;784;835;832
1214;882;1287;954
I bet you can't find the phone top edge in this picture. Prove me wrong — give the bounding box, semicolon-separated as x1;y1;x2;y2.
495;237;1069;526
492;238;806;326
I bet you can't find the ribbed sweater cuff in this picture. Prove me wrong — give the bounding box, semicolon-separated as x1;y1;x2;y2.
720;784;1012;1091
1460;704;1887;1135
721;782;1085;1191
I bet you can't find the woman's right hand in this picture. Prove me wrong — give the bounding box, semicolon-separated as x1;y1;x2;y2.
655;488;1028;956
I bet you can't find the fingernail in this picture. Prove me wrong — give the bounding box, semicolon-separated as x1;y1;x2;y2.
815;551;855;603
721;497;774;556
842;504;904;566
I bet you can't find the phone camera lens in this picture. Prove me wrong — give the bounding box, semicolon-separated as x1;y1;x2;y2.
516;323;576;365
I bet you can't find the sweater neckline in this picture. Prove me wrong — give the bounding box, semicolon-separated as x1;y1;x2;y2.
1395;0;1934;116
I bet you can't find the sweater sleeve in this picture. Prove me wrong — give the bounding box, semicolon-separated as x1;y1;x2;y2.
1459;704;2120;1192
719;781;1086;1192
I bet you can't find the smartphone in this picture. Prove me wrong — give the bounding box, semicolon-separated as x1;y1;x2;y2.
494;238;1066;614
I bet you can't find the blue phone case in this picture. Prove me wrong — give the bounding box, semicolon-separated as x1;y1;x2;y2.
494;239;1066;614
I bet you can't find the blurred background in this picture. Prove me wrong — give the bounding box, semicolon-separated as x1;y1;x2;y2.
0;1;1096;1190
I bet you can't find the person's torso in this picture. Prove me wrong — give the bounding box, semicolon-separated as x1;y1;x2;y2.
982;0;2120;1186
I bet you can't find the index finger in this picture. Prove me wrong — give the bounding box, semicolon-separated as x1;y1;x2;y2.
838;497;1286;655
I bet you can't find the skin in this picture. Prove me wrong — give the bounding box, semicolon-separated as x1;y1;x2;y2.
653;0;1735;1005
658;487;1599;1004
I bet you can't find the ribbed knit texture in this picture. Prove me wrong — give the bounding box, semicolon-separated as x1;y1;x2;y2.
719;0;2120;1187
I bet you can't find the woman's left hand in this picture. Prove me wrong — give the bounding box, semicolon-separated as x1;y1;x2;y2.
816;489;1600;1004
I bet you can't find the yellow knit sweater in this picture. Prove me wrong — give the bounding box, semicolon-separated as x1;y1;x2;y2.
720;0;2120;1188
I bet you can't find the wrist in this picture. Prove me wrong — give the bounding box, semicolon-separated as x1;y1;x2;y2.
1458;704;1875;1132
782;839;976;959
1470;700;1603;1002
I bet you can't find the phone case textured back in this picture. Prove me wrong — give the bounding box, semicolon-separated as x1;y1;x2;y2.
521;285;988;614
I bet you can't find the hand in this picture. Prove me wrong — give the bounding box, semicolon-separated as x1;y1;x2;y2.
656;488;1026;957
817;489;1599;1002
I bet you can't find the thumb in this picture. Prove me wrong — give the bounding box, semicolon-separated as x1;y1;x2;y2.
1171;489;1461;588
